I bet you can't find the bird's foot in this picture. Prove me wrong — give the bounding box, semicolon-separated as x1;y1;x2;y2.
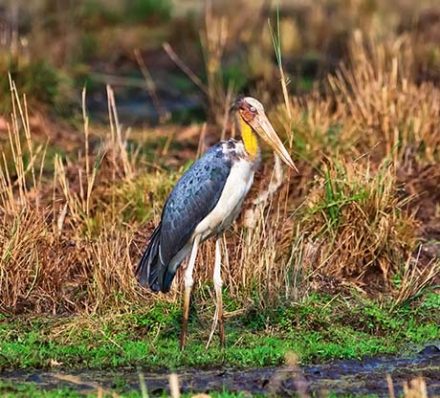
206;307;219;349
206;306;225;350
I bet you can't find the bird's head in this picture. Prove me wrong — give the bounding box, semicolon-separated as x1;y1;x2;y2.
232;96;297;171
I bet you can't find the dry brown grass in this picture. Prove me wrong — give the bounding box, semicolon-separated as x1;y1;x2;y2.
329;31;440;163
300;159;418;292
277;32;440;166
0;85;148;314
276;31;440;298
1;9;439;315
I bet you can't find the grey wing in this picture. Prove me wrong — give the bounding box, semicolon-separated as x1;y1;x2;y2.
158;144;232;289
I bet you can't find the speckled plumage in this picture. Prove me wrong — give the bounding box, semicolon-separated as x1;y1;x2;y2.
136;139;258;292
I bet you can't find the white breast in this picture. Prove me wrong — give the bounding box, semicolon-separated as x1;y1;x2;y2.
194;158;254;240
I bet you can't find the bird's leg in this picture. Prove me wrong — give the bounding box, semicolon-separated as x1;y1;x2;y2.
206;237;225;349
180;234;200;350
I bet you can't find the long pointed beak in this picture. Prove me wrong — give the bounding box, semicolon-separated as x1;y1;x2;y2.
251;114;298;172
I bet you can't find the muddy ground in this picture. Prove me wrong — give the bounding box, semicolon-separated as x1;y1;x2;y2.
1;346;439;396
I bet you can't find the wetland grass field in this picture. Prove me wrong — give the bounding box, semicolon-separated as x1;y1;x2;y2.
0;0;439;396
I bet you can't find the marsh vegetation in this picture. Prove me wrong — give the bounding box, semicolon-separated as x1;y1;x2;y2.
0;0;439;396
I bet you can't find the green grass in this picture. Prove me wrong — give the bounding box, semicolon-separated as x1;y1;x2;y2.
0;380;260;398
0;384;384;398
0;381;83;398
0;292;438;371
0;381;380;398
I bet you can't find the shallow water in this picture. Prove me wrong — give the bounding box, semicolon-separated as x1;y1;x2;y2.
86;71;203;126
1;346;439;396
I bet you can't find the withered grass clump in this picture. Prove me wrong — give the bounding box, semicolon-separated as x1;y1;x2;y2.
280;32;440;298
283;32;440;166
329;32;440;163
300;160;418;292
0;85;150;314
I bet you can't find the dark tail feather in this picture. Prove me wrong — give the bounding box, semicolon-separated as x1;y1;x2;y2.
160;268;176;293
135;224;162;292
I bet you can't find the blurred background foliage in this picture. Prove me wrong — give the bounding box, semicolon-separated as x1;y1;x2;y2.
0;0;439;121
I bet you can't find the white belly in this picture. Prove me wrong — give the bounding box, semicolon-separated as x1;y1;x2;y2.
194;158;254;240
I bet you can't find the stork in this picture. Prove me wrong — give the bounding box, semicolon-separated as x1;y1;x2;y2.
136;97;296;349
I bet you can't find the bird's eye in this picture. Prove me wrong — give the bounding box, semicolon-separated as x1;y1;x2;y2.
249;106;256;113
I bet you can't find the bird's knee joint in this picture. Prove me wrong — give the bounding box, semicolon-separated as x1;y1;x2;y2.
213;275;223;290
184;275;194;289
